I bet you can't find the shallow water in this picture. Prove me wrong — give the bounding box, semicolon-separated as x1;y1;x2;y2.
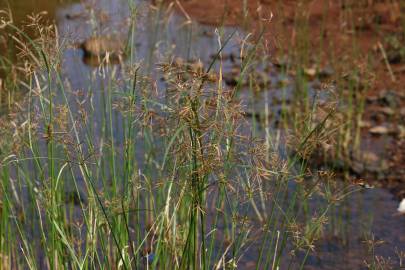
2;0;405;269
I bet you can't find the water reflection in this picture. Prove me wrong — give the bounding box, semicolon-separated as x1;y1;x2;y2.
0;0;73;23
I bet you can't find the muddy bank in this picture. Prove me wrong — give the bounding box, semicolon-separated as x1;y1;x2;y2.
158;0;272;26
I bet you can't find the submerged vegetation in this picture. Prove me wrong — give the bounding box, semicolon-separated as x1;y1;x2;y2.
0;0;404;269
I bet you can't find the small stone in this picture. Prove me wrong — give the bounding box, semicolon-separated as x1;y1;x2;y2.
81;36;125;57
224;75;238;86
318;66;334;78
304;67;317;78
359;120;372;128
351;161;364;175
362;151;379;164
369;125;389;135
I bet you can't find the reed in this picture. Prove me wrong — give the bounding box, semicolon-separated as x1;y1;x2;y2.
0;1;365;269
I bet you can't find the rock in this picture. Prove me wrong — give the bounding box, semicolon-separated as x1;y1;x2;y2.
359;120;372;128
80;36;125;58
362;151;379;164
350;160;365;175
224;75;238;86
369;125;389;135
304;67;317;78
318;66;334;79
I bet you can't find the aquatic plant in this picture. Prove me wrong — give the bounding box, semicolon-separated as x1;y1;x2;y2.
1;1;393;269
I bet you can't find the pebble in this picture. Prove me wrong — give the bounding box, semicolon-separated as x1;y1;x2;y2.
304;67;317;78
318;66;335;78
359;120;372;128
81;36;125;57
369;125;389;135
362;151;380;164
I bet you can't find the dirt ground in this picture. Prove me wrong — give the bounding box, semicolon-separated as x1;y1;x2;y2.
162;0;405;197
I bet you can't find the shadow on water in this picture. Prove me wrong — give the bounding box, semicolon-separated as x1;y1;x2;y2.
2;0;405;269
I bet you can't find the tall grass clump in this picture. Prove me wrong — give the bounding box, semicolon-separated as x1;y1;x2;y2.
0;3;350;269
270;0;384;249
